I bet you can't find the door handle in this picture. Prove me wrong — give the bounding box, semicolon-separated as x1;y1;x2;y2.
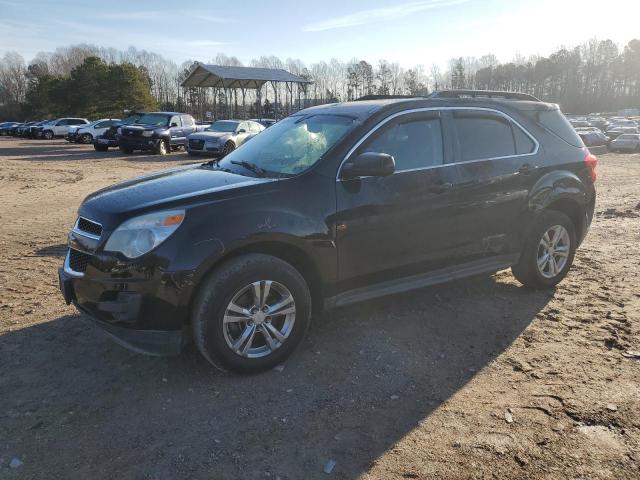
427;182;453;194
518;163;532;175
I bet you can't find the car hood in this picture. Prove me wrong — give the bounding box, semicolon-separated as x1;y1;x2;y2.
79;164;273;227
188;131;232;141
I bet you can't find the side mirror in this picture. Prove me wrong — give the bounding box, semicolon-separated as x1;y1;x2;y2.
340;152;395;180
170;122;179;127
237;128;247;134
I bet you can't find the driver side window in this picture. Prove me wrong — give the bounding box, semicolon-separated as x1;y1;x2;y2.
358;115;444;171
169;116;181;127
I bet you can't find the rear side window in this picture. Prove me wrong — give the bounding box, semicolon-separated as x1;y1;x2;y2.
453;114;515;161
361;117;443;170
525;109;583;147
181;115;195;127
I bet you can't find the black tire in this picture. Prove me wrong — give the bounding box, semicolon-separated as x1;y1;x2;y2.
43;130;53;140
192;254;312;373
221;141;235;157
81;133;93;144
155;139;168;155
94;144;108;152
511;210;577;289
119;146;133;154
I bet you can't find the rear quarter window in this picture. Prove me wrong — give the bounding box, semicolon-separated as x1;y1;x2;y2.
524;109;583;147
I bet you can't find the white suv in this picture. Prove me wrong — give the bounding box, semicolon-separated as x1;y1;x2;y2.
40;118;89;139
74;119;121;144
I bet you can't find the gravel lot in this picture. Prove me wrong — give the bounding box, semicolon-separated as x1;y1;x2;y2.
0;138;638;480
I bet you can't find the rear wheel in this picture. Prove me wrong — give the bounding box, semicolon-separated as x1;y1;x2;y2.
192;254;311;373
512;210;576;289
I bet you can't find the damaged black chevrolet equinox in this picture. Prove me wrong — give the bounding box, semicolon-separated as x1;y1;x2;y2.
59;91;597;373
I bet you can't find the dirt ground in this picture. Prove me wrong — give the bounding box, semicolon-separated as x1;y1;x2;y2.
0;137;638;480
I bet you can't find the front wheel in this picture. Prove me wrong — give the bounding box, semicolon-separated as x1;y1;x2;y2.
81;133;93;144
192;254;311;373
155;139;168;155
511;210;576;289
43;130;53;140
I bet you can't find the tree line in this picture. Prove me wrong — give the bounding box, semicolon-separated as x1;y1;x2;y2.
0;38;639;121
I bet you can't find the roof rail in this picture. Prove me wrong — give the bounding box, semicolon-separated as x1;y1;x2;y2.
429;90;540;102
355;94;421;101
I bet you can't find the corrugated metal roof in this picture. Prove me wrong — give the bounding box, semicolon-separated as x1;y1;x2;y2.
181;64;312;89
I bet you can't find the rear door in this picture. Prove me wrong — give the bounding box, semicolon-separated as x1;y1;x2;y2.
335;110;463;292
450;109;539;259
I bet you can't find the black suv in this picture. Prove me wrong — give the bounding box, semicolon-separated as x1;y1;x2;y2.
117;112;202;155
59;91;597;373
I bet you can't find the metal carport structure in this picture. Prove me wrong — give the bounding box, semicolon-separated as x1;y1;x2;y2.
180;63;312;120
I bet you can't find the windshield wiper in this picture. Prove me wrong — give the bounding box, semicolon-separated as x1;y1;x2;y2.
230;160;267;178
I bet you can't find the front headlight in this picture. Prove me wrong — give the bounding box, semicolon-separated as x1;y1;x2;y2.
104;210;185;259
142;130;153;137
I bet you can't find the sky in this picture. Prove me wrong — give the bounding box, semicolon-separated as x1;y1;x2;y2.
1;0;639;68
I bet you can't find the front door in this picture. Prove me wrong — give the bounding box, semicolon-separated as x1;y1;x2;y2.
335;110;462;293
169;115;183;146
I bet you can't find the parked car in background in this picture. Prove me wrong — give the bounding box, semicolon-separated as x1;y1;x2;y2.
117;112;204;155
66;124;83;143
27;120;51;138
609;119;637;129
606;126;639;141
59;91;597;372
577;130;608;147
73;119;121;144
0;122;21;136
186;119;265;157
609;133;640;152
14;121;37;137
570;119;589;128
250;118;277;128
37;118;89;140
588;117;609;131
94;113;145;151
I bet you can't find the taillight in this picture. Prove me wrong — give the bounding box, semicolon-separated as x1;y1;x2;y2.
584;152;597;182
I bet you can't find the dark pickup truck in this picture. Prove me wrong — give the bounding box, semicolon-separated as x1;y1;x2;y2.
117;112;206;155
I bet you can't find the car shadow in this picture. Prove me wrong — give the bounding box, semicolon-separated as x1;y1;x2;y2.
0;139;195;164
0;273;551;479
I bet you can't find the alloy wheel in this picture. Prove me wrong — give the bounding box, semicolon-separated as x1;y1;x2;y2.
222;280;296;358
537;224;570;279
